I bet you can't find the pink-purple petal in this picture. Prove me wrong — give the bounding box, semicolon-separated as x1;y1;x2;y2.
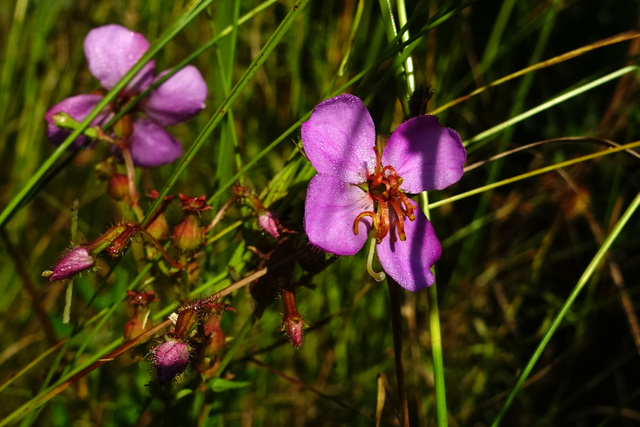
304;174;373;256
129;118;183;167
377;202;441;292
382;115;466;193
302;94;377;184
44;94;110;147
84;24;155;93
143;66;208;126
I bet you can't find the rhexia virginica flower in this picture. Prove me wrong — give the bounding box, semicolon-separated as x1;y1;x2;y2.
45;24;208;167
302;94;466;291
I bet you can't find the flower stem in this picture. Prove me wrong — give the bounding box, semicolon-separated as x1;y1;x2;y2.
120;145;144;222
138;228;184;270
419;191;448;427
205;195;237;233
387;278;410;427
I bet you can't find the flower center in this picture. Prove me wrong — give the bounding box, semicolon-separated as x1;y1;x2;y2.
353;146;416;243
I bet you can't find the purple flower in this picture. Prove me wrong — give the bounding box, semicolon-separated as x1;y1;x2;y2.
45;24;208;167
302;94;466;291
46;246;96;281
154;339;191;384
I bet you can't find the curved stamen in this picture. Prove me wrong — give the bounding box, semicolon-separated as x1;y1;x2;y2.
350;145;418;244
354;211;379;235
396;191;415;221
388;197;407;241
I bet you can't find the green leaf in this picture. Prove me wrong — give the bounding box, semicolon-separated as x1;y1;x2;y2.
208;378;251;393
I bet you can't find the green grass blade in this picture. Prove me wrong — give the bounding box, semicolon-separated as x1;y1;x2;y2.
491;191;640;426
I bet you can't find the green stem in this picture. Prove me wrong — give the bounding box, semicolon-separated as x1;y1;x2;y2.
396;0;415;97
491;191;640;426
387;278;410;427
419;192;448;427
207;2;465;206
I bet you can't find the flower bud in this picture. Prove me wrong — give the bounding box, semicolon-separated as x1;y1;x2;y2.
123;310;148;341
106;225;139;258
281;283;305;348
146;213;169;241
283;314;305;348
107;173;129;201
153;339;190;384
43;246;96;281
257;212;280;238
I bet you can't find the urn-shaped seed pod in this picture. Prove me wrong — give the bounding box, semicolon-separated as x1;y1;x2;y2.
107;173;129;201
172;214;204;252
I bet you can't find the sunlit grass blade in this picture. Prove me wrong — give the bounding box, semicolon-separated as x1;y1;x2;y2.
430;140;640;210
432;29;640;115
491;191;640;426
464;65;640;150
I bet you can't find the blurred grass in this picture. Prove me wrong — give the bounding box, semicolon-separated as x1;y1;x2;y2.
1;0;640;426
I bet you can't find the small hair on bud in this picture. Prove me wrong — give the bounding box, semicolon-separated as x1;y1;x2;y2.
47;246;96;281
153;339;191;385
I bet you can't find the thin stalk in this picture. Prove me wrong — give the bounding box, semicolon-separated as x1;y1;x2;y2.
420;191;448;427
491;191;640;426
388;278;410;427
429;139;640;210
397;0;415;96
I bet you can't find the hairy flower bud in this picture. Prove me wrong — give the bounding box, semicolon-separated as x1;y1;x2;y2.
282;284;305;348
154;339;190;384
43;246;96;281
283;314;305;348
257;212;280;238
